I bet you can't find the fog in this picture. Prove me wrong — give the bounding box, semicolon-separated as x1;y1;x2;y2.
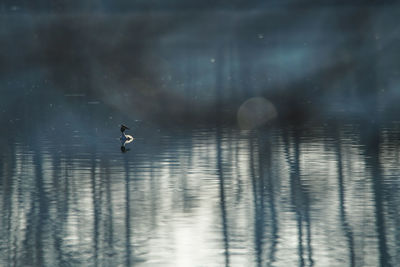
1;3;400;131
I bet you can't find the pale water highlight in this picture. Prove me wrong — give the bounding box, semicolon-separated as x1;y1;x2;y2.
1;121;399;266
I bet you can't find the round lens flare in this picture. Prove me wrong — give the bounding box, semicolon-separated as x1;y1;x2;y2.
237;97;277;130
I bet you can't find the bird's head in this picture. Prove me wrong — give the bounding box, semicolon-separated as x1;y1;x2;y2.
120;124;130;132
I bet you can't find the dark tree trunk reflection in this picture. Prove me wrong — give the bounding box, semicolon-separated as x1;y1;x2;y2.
216;43;230;266
250;133;265;267
264;133;279;267
256;130;279;267
34;145;47;267
216;126;230;267
124;157;132;267
283;129;313;267
361;122;391;267
2;143;16;266
104;159;115;256
52;152;68;266
91;154;100;267
334;125;355;266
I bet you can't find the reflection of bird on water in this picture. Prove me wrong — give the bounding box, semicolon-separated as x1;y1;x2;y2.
120;124;134;152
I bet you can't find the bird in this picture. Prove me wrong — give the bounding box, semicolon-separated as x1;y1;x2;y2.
120;125;134;153
120;124;134;143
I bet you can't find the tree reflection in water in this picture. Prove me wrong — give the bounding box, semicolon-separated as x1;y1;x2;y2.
2;121;400;266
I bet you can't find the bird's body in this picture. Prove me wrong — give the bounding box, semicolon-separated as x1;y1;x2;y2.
120;132;134;142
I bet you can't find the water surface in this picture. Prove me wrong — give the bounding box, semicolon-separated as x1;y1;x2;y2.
1;119;400;267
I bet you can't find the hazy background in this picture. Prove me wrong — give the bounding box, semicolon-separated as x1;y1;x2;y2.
1;1;400;131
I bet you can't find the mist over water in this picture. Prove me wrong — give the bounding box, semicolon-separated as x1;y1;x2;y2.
1;2;400;267
2;4;400;125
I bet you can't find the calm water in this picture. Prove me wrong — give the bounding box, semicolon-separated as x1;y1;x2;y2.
1;119;400;267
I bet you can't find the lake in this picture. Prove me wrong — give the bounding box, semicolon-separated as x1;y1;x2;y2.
1;117;400;266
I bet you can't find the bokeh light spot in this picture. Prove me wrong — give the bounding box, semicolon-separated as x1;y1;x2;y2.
237;97;277;130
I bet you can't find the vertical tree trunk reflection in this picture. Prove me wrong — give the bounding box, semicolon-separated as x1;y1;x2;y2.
262;131;279;267
250;133;265;267
215;42;229;266
52;152;69;266
124;157;132;267
216;126;230;267
216;44;230;266
361;122;391;267
305;207;313;267
91;154;100;267
334;126;355;266
2;143;16;266
104;160;115;254
283;129;313;267
33;145;47;266
254;130;280;267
